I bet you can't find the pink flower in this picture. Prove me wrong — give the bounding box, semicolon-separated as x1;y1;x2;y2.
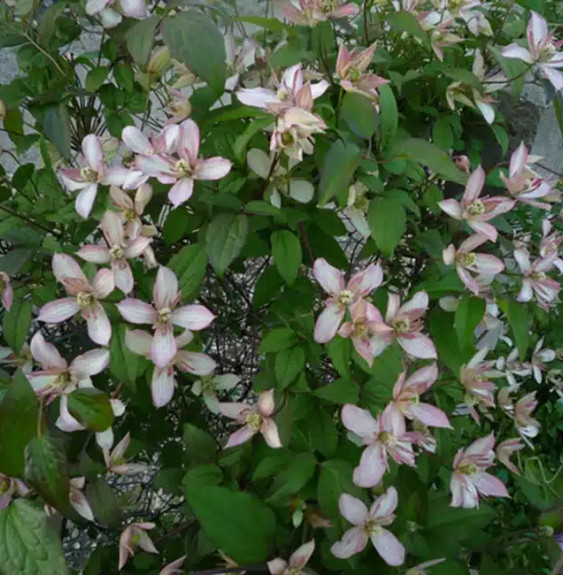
540;219;563;273
392;364;451;428
0;474;28;511
514;248;560;309
69;477;94;521
225;33;261;91
77;210;151;295
27;331;109;400
126;329;216;407
109;183;153;238
450;433;509;508
410;420;437;453
460;348;500;423
443;234;505;296
371;291;437;359
530;337;556;383
192;372;240;414
237;64;329;113
117;266;215;369
419;16;463;61
283;0;359;26
268;540;315;575
58;134;128;218
219;390;282;449
313;258;383;344
342;403;415;488
336;44;389;102
38;254;114;345
86;0;147;29
134;120;232;207
104;432;147;476
160;556;187;575
406;559;446;575
119;522;158;570
502;11;563;91
0;272;12;310
496;438;524;474
439;166;514;242
338;299;384;366
514;392;540;444
331;488;405;566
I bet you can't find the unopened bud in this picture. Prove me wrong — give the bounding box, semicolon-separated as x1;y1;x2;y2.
0;100;6;121
101;136;120;159
167;95;192;123
453;155;470;173
539;525;554;537
142;224;158;238
135;183;153;212
147;46;170;76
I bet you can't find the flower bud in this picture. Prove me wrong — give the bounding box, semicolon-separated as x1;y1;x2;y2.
142;224;158;238
147;46;170;76
453;155;471;173
101;136;120;160
0;100;5;121
135;183;153;212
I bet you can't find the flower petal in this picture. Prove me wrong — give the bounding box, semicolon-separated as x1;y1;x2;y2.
331;527;368;559
348;263;383;297
338;493;368;525
117;299;157;324
153;266;179;310
151;366;176;408
175;351;216;375
225;425;255;448
353;443;387;487
30;332;67;370
172;304;215;330
122;126;152;154
168;178;194;207
84;304;112;346
151;325;177;368
196;157;232;180
314;304;345;343
438;199;462;219
178;119;200;163
82;134;103;171
342;404;378;439
398;333;437;359
370;528;405;567
261;418;282;448
76;245;111;264
313;258;345;296
237;87;278;108
409;402;451;428
38;298;80;323
71;348;110;379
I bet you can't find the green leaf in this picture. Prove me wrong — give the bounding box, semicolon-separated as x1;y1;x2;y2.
43;105;71;159
454;296;485;348
15;0;33;16
393;139;468;184
67;389;114;432
168;243;208;298
314;377;359;404
0;500;69;575
259;328;298;353
85;67;109;92
253;265;284;308
163;207;190;245
271;230;302;285
233;117;273;163
275;346;305;389
378;84;398;150
126;16;158;67
319;140;361;205
340;92;376;139
491;125;509;155
25;435;69;513
245;200;280;216
114;63;134;92
185;486;276;563
506;300;529;361
183;463;223;489
38;3;65;47
268;452;316;506
326;337;351;377
162;11;227;96
2;298;31;354
429;309;472;374
109;324;142;388
0;370;38;476
183;423;217;465
205;213;248;276
432;117;454;150
368;196;406;256
385;11;428;44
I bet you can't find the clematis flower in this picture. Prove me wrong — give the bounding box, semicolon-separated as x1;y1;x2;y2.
104;432;147;476
134;119;232;207
419;16;463;61
438;166;514;241
406;559;446;575
345;182;371;237
58;134;128;218
443;234;505;296
313;258;383;344
125;329;216;407
496;348;531;387
237;64;329;113
117;266;215;369
77;210;151;295
27;331;109;401
530;337;556;383
410;420;437;453
496;438;524;474
165;89;192;125
247;148;314;206
268;540;315;575
540;219;563;273
86;0;147;29
119;522;158;570
122;125;179;158
514;392;540;444
109;184;153;239
0;272;12;310
450;433;509;508
514;248;560;310
338;299;384;366
270;107;326;161
331;488;405;566
282;0;359;26
0;343;32;373
392;364;451;428
341;403;415;488
0;474;29;511
219;389;282;449
336;44;389;102
501;11;563;91
225;32;261;91
160;556;187;575
192;372;240;414
68;477;94;521
371;291;437;359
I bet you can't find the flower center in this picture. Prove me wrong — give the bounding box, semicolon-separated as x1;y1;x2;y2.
80;167;98;183
338;289;355;306
348;67;362;82
175;159;193;178
539;43;556;62
124;208;137;222
53;370;73;391
364;520;382;536
281;131;296;146
246;411;263;431
322;0;339;13
455;252;476;267
76;292;95;308
276;87;291;102
467;199;486;216
458;462;478;475
109;244;125;261
158;307;172;323
0;477;10;494
352;321;368;339
378;430;395;446
200;375;215;394
393;318;411;334
531;271;546;281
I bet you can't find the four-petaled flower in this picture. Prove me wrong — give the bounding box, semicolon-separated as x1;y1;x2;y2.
86;0;147;29
268;540;315;575
119;521;158;570
514;248;560;310
192;372;240;414
104;432;147;476
496;438;524;474
514;391;540;445
282;0;359;26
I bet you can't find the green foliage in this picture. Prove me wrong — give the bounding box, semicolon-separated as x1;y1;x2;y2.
271;230;302;285
67;389;114;432
205;213;248;275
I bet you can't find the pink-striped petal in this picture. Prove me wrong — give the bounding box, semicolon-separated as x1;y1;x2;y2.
151;366;176;408
125;329;152;357
409;402;451;428
76;245;111;264
71;348;110;379
93;268;115;299
75;183;98;219
342;404;378;439
331;527;368;559
347;263;383;297
501;44;533;63
82;134;103;171
261;418;282;448
153;266;178;310
398;333;437;359
314;304;345;343
313;258;345;296
438;199;462;219
83;304;112;345
30;332;67;370
237;87;278;108
175;350;216;375
168;177;194;207
53;253;89;284
117;299;157;324
225;425;256;448
178;119;200;163
370;528;405;566
38;298;80;323
196;157;232;180
172;304;215;330
338;493;368;525
151;325;177;368
353;443;387;487
122;126;152;154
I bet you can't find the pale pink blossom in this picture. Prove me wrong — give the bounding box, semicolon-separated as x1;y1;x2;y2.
496;438;524;474
410;420;437;453
160;556;187;575
371;291;437;359
86;0;147;29
341;403;415;488
331;488;405;566
313;258;383;344
502;11;563;91
419;15;463;61
439;166;514;241
540;219;563;273
225;32;261;91
450;434;509;508
38;254;114;345
336;44;389;102
125;329;216;407
69;477;94;521
117;266;215;369
109;184;153;238
514;392;540;444
392;364;451;428
104;432;147;476
0;474;28;511
0;272;12;310
134;120;232;207
443;234;505;296
496;348;531;387
122;125;179;158
219;390;282;449
0;343;32;374
165;89;192;124
514;248;560;310
58;134;128;218
119;522;158;570
406;559;446;575
192;372;240;414
268;540;315;575
530;338;556;383
283;0;359;26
